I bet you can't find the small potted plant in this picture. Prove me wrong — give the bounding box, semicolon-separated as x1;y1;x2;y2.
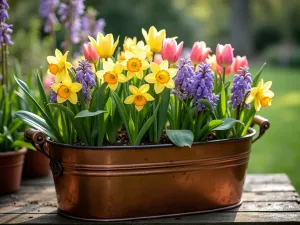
0;0;36;194
18;26;274;221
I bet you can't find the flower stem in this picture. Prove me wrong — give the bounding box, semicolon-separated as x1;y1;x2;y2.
1;43;4;86
222;67;226;84
4;44;8;88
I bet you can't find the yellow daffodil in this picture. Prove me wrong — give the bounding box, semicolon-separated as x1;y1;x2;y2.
142;26;166;53
246;79;274;111
123;37;137;51
124;84;154;111
206;54;217;72
51;77;82;104
47;49;72;83
132;40;153;59
121;50;150;80
96;58;127;91
118;51;126;62
144;60;177;94
88;33;119;59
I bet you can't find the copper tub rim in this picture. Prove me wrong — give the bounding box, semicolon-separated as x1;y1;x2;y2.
45;127;257;150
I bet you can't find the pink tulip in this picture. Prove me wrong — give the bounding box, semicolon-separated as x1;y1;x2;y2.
154;53;163;64
216;44;234;68
233;55;248;74
161;38;183;64
43;74;55;93
217;59;234;76
190;41;211;64
83;42;99;63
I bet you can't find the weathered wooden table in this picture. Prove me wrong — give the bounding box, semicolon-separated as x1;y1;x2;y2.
0;173;299;224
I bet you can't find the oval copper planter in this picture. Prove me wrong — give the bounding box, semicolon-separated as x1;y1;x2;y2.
24;116;270;221
0;148;27;195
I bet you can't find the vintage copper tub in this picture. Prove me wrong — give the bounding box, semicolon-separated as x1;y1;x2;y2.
24;115;269;222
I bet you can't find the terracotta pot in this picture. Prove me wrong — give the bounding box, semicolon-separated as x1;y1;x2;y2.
0;148;27;195
24;116;270;221
23;150;50;178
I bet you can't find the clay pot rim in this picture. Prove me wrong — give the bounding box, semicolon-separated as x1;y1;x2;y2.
46;128;256;150
0;147;27;157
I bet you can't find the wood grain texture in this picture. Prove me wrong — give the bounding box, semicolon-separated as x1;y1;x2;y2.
0;173;299;224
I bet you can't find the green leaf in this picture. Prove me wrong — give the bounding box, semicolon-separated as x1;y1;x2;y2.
252;62;267;87
196;99;217;119
213;118;244;131
75;109;106;118
156;88;170;141
134;99;161;145
166;130;194;147
111;91;133;144
217;82;227;118
48;103;88;145
11;140;36;151
197;120;224;141
15;110;58;141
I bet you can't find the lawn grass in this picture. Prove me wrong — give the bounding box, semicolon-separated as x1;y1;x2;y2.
247;65;300;191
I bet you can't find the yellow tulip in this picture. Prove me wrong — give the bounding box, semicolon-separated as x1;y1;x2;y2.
246;79;274;111
124;84;154;111
142;26;166;53
47;49;72;83
96;58;127;91
144;60;177;94
123;37;137;51
51;77;82;104
88;33;119;59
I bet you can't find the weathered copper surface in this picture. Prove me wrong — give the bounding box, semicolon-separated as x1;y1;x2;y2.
24;116;270;221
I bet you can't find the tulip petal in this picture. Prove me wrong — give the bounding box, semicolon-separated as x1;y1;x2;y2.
112;35;120;55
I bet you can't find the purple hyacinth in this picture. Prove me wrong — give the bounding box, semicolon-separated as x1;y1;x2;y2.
0;0;9;20
82;8;105;40
39;0;59;33
193;62;218;111
0;22;13;45
75;59;96;103
230;67;252;109
173;58;194;100
58;0;85;44
50;90;57;103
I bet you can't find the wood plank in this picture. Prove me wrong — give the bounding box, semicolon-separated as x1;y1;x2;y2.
1;201;300;215
1;212;299;224
245;173;291;184
244;183;296;192
242;191;299;201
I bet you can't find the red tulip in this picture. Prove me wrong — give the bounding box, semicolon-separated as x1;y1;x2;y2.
216;44;234;68
217;59;234;76
154;53;163;64
233;55;248;74
43;74;55;93
83;42;99;63
161;38;183;64
190;41;211;64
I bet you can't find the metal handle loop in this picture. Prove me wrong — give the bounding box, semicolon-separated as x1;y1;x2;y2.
251;115;270;143
24;128;63;177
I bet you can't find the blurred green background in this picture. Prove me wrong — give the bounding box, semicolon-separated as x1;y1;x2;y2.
7;0;300;189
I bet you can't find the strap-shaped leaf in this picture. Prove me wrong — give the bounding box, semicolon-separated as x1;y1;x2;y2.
15;110;58;141
75;109;106;118
166;130;194;148
252;62;267;87
11;140;36;151
213;118;244;131
197;99;217;119
197;120;224;141
48;103;88;145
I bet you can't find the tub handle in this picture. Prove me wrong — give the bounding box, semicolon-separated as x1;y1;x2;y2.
24;128;63;177
251;115;270;143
